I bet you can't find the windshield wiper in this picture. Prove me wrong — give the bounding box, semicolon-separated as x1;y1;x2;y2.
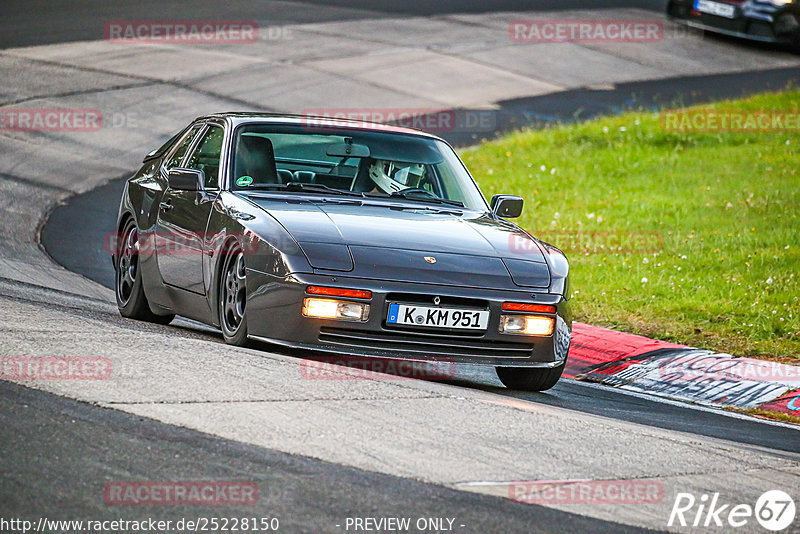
240;183;463;206
241;182;364;197
383;190;464;207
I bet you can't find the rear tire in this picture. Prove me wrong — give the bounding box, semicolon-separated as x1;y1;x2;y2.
115;218;175;325
218;245;250;347
496;363;565;392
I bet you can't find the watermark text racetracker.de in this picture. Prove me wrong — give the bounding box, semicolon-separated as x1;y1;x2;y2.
300;357;456;381
0;109;102;132
301;108;497;134
509;230;664;255
1;357;111;380
661;109;800;133
104;20;290;44
0;109;143;132
104;230;264;257
0;516;280;533
104;481;258;505
509;479;664;505
509;19;663;43
658;353;800;382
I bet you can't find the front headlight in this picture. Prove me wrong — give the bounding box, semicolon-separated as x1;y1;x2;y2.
302;298;370;322
499;315;555;336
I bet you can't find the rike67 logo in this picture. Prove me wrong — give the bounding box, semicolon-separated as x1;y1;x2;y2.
669;490;795;531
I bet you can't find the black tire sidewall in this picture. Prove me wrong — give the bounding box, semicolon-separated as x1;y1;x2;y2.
496;363;565;392
115;218;174;324
219;250;249;347
116;220;149;318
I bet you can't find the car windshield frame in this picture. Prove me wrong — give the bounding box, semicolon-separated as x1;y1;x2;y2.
227;122;489;212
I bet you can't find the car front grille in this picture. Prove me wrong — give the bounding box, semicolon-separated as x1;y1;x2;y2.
319;327;535;359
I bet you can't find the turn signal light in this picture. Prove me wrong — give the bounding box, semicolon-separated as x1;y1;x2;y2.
502;302;556;314
307;286;372;299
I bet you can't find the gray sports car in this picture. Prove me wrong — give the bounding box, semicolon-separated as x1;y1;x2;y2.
113;113;572;391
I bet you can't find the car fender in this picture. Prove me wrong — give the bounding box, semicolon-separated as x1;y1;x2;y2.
538;239;570;299
114;159;174;314
205;192;311;327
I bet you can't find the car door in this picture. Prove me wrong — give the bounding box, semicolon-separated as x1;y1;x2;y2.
155;123;224;293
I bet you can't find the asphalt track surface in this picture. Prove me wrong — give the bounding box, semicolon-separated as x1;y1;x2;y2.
1;381;651;534
3;1;800;533
1;0;668;48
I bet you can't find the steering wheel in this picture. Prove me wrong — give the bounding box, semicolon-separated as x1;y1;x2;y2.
398;187;439;198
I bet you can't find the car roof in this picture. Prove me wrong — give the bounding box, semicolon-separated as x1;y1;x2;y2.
194;112;445;141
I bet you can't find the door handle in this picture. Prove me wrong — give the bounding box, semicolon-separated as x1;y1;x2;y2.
159;201;173;212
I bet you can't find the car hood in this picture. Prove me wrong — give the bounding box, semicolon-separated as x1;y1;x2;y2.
248;197;551;290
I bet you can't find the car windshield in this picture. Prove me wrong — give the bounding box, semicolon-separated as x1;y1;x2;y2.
230;124;488;211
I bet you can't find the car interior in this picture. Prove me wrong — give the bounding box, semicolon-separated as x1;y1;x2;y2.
234;132;436;193
185;126;224;189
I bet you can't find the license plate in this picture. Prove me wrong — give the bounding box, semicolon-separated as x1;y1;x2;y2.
695;0;736;18
386;303;490;331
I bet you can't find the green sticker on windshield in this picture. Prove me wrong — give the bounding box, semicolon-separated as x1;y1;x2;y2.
236;175;253;187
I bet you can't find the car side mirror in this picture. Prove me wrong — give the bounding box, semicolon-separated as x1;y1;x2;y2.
167;168;204;191
491;194;523;218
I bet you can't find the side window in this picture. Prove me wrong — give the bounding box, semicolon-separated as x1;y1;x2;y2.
185;125;224;189
165;126;201;170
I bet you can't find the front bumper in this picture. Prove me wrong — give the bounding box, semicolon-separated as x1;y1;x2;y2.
245;270;571;368
668;0;800;44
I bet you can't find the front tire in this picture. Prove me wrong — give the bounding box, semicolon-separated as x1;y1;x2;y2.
496;363;565;392
115;218;174;325
218;246;249;347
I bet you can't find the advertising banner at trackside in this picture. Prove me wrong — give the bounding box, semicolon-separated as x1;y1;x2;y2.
742;388;800;415
579;349;800;409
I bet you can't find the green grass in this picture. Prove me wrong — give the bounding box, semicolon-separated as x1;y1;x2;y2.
462;91;800;364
